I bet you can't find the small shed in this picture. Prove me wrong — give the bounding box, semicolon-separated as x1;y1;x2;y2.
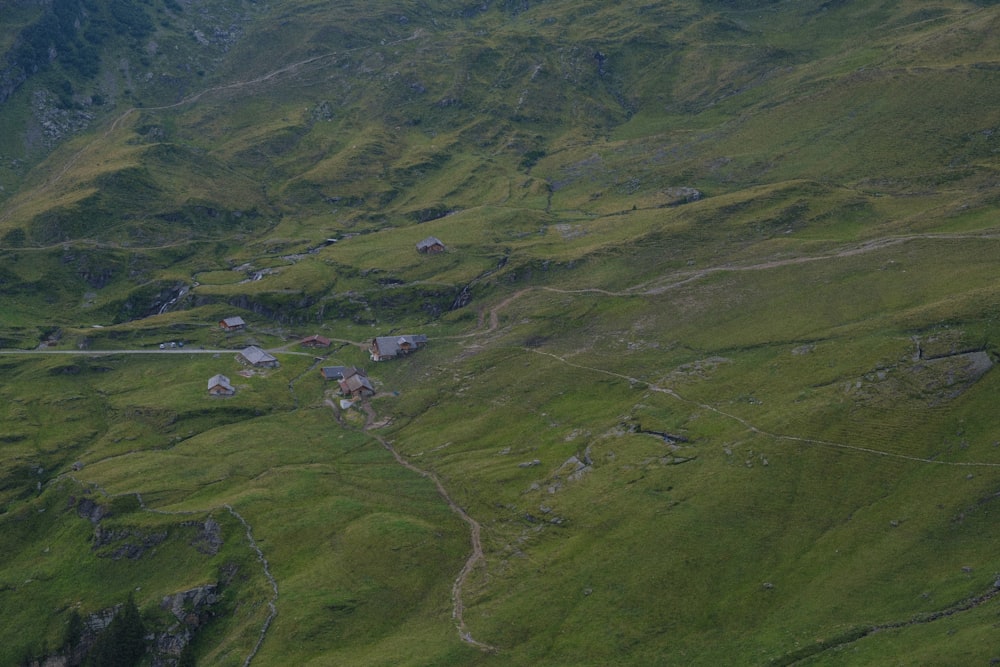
238;346;279;368
416;236;446;254
219;316;246;332
370;334;427;361
300;334;332;349
207;374;235;396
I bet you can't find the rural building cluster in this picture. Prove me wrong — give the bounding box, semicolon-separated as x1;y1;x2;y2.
207;316;427;400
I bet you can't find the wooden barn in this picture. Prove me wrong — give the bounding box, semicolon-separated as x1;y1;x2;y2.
370;334;427;361
238;346;279;368
207;374;235;396
219;316;246;332
416;236;446;254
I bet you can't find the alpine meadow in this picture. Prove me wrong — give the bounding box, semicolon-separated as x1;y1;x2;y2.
2;0;1000;665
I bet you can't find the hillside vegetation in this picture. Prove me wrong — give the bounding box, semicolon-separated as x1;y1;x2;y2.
1;0;1000;665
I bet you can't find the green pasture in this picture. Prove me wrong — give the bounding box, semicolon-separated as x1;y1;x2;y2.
3;0;1000;664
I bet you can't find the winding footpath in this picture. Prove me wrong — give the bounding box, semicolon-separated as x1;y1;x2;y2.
325;398;497;652
785;582;1000;665
8;22;1000;660
369;429;495;653
461;230;1000;471
226;505;280;667
0;347;316;356
525;347;1000;469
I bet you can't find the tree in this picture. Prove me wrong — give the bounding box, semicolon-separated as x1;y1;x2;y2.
83;593;146;667
2;228;27;248
178;643;197;667
62;609;84;653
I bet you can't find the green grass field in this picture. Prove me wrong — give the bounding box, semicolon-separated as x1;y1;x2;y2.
2;0;1000;664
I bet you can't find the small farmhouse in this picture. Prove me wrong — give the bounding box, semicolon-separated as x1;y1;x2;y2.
416;236;446;254
370;334;427;361
338;368;375;398
207;374;235;396
238;346;279;368
300;334;332;349
219;316;246;332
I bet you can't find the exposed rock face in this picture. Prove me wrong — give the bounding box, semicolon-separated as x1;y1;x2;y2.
162;584;219;623
914;350;994;405
31;90;95;148
30;584;222;667
152;584;221;666
451;284;472;310
93;524;168;560
662;186;703;206
60;499;231;665
75;497;110;524
188;517;224;555
847;347;995;407
84;606;119;635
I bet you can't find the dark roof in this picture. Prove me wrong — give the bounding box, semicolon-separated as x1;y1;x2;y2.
322;366;368;381
320;366;348;380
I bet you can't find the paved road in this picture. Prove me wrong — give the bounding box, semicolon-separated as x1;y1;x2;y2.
0;348;315;356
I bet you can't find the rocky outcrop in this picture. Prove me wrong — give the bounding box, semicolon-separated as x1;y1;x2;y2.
92;524;168;560
29;584;222;667
661;186;703;206
115;282;191;322
151;584;221;666
31;90;96;148
59;497;231;665
0;64;28;106
74;496;110;524
187;517;224;555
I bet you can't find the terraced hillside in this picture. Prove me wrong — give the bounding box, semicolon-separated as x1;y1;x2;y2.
1;0;1000;665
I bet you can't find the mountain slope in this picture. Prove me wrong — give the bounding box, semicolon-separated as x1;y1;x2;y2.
1;1;1000;665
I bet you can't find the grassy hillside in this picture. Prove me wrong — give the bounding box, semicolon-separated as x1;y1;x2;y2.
2;0;1000;665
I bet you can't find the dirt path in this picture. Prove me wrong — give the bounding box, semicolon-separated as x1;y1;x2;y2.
0;346;315;356
225;504;280;667
775;582;1000;665
487;288;532;332
443;228;1000;471
524;347;1000;469
444;287;532;342
369;428;495;652
325;398;497;652
556;232;1000;298
442;230;1000;346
